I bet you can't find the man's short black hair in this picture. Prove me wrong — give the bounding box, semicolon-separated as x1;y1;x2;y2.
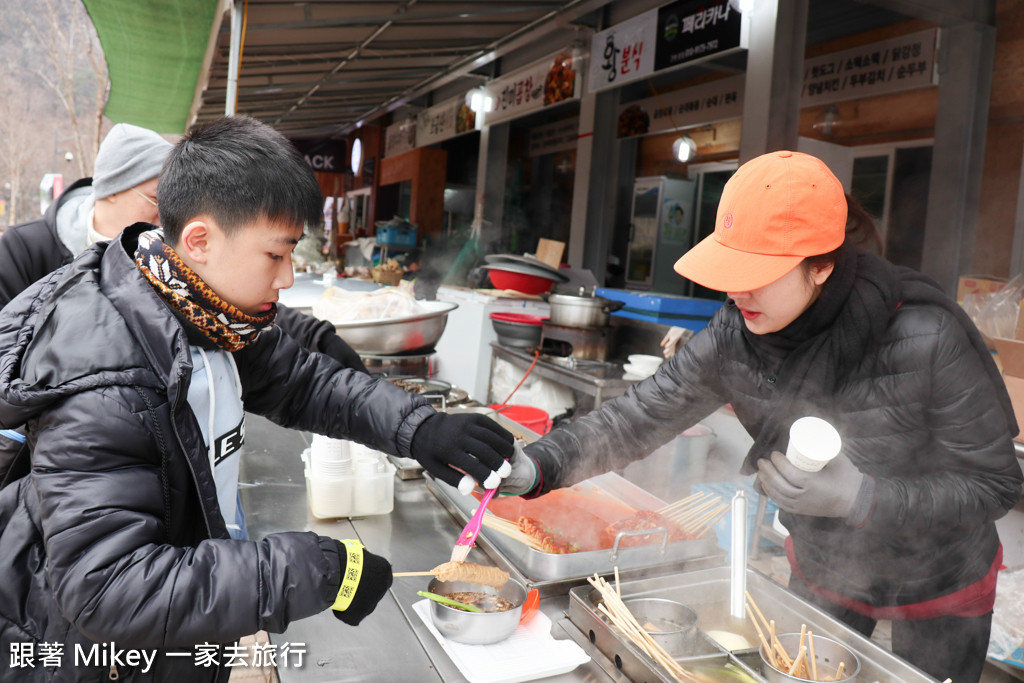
157;116;324;243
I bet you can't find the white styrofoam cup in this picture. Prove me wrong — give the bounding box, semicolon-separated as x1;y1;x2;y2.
786;416;842;472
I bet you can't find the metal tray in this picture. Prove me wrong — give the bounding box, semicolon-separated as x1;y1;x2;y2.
427;472;720;585
565;566;938;683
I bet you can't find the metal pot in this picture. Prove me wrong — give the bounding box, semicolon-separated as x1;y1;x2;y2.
547;290;625;328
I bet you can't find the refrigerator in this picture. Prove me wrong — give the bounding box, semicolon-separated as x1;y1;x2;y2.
625;176;697;295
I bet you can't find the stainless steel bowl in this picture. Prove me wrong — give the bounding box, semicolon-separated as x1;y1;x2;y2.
427;577;527;645
622;598;699;656
760;633;859;682
329;301;457;354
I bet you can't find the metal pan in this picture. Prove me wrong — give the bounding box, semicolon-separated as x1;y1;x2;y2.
427;472;719;584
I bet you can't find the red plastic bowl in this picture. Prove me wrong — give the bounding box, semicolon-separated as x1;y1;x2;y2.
486;266;555;295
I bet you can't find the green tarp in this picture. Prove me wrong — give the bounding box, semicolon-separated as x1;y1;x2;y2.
81;0;219;134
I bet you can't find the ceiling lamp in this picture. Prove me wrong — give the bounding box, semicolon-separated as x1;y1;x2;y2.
466;87;495;114
672;135;697;163
728;0;756;12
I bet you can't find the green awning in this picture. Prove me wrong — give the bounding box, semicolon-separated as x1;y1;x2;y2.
82;0;220;134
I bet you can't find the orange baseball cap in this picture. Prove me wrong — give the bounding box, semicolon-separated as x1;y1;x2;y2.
673;150;847;292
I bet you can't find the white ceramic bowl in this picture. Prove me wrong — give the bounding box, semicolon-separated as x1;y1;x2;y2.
627;354;663;375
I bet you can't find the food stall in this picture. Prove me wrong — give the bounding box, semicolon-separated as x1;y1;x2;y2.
241;407;942;683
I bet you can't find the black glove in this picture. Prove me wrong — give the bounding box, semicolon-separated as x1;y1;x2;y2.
320;332;368;373
330;539;393;626
410;412;514;488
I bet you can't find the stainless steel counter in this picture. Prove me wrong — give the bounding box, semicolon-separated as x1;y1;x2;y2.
240;412;950;683
240;413;614;683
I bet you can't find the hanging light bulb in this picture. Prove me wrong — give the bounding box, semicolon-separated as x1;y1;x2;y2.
728;0;756;12
672;135;697;163
466;87;495;114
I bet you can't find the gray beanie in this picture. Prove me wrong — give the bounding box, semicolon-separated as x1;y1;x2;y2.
92;123;173;199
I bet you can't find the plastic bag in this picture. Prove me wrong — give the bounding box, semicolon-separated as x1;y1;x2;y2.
970;273;1024;340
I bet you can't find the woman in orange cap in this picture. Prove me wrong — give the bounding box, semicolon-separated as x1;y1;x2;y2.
500;150;1021;683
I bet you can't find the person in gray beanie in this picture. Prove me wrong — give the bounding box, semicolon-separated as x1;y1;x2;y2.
0;123;169;308
92;123;171;201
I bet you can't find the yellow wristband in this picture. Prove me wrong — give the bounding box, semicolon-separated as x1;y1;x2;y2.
331;539;364;612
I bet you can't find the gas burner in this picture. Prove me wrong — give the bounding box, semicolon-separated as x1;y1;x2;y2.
540;322;612;362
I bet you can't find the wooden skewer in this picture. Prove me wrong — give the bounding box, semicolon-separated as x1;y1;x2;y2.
689;503;731;537
835;661;846;680
788;645;807;676
666;497;721;526
808;630;818;681
393;571;436;577
745;591;771;635
588;572;699;682
656;491;710;515
746;605;775;667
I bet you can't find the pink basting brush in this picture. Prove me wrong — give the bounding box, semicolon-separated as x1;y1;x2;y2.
450;486;498;563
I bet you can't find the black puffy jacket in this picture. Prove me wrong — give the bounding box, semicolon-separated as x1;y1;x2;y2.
0;226;434;682
529;297;1023;607
0;178;89;309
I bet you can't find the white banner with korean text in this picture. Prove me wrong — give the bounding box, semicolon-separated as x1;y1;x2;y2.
615;75;744;138
384;118;417;158
416;95;479;148
801;29;938;106
483;48;581;127
587;9;658;94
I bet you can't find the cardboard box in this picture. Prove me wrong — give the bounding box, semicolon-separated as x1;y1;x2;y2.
957;274;1006;303
993;336;1024;443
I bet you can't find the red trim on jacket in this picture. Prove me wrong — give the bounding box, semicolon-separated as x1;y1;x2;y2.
786;536;1000;619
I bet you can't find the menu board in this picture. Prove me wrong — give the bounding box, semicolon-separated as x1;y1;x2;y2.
801;29;938;106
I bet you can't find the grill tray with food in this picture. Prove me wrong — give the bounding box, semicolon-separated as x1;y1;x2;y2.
427;472;720;585
563;566;938;683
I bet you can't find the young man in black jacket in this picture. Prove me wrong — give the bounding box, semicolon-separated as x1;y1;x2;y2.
0;123;367;371
0;115;514;682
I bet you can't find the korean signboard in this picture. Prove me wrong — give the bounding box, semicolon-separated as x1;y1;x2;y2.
528;117;579;157
483;49;581;127
654;0;743;71
384;118;417;158
801;29;938;106
588;9;658;93
616;74;744;138
416;95;478;148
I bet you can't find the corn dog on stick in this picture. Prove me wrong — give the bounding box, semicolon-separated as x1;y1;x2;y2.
430;561;510;589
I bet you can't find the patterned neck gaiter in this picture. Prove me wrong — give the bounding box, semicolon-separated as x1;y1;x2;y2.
134;228;276;352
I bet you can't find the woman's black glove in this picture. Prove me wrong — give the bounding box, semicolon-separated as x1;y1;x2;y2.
330;539;393;626
410;412;514;488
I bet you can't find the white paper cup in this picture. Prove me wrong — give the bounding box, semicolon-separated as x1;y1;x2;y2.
786;417;841;472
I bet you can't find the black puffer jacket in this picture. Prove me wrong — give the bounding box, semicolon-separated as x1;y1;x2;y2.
0;226;434;682
529;295;1022;607
0;178;89;309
